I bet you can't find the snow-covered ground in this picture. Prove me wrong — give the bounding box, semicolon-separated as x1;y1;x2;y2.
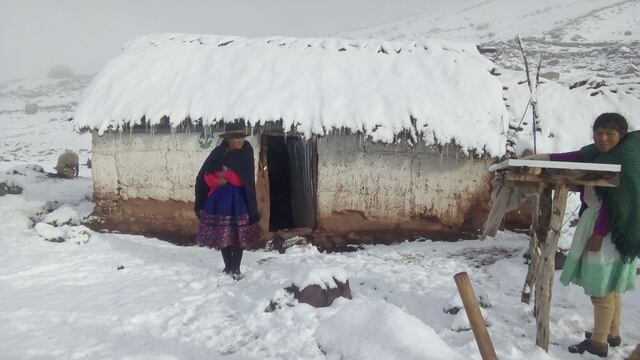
2;164;640;359
2;1;640;359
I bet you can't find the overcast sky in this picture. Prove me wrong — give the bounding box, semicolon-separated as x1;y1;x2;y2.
0;0;452;81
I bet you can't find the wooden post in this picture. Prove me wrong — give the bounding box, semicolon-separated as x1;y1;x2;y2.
256;134;271;234
521;231;539;304
521;186;552;304
454;272;498;360
534;184;569;351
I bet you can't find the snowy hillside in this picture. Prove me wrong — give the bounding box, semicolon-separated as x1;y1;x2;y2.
0;75;92;168
344;0;639;47
343;0;639;92
345;0;640;156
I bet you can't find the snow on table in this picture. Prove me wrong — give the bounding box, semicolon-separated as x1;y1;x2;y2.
489;159;621;173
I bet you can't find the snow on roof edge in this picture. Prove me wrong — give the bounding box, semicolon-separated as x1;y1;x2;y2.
74;33;509;156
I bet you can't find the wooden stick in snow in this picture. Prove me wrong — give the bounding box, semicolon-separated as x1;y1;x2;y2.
515;35;542;154
534;184;569;352
454;272;498;360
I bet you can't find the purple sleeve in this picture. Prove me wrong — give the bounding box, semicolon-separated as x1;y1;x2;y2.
594;199;613;236
549;150;584;162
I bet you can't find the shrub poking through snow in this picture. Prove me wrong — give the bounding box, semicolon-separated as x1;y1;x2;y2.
65;225;92;245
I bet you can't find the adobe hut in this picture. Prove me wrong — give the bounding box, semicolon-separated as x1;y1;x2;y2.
74;34;508;243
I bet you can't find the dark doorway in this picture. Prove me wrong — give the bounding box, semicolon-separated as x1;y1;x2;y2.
266;135;316;232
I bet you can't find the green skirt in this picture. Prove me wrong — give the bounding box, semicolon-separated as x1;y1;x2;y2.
560;207;637;297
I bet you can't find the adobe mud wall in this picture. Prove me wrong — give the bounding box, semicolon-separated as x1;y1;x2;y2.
316;135;494;235
91;131;262;241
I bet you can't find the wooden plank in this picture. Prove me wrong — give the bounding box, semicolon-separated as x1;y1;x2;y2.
504;172;619;187
454;272;498;360
521;187;551;304
521;231;540;304
534;184;569;352
489;159;621;173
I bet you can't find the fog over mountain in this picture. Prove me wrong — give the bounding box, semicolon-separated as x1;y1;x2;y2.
0;0;450;81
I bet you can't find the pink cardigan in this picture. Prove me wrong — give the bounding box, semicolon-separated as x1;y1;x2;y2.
204;169;244;196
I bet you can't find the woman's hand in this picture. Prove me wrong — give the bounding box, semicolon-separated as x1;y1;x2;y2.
218;177;228;186
586;233;604;252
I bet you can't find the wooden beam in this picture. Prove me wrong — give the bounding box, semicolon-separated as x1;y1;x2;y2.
534;184;569;352
504;172;619;187
454;272;498;360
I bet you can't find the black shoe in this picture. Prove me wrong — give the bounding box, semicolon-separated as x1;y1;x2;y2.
231;269;243;281
568;339;608;357
585;331;621;347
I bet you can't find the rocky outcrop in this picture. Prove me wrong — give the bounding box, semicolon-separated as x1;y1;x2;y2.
0;181;23;196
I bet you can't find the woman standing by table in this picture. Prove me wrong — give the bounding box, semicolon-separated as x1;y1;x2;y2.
194;121;261;280
545;113;639;357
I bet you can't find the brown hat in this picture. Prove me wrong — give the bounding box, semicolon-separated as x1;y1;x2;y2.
220;121;250;139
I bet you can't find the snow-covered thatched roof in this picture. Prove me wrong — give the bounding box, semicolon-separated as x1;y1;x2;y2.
74;33;508;155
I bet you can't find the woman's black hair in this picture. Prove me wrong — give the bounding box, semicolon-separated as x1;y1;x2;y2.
593;113;628;136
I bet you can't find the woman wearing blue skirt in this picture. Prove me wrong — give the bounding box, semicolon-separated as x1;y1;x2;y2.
194;122;261;280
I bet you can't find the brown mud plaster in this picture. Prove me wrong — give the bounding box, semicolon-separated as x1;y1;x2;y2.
92;196;199;245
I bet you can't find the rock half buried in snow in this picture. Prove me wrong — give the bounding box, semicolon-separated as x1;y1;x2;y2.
444;289;491;314
540;71;560;80
43;204;82;226
0;181;23;196
315;302;463;360
285;267;351;307
451;307;490;332
35;223;65;243
6;164;44;176
617;64;638;75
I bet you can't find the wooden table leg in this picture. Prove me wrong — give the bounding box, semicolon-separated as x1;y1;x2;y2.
534;184;569;351
522;187;552;304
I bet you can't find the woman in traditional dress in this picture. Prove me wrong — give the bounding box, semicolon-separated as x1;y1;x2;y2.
194;121;261;280
542;113;639;357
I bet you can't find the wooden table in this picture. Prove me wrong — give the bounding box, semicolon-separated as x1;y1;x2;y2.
489;159;620;352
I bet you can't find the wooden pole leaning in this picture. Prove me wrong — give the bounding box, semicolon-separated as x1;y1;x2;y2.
534;184;569;351
454;272;498;360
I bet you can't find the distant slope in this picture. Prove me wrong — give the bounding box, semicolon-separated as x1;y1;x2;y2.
344;0;640;155
342;0;640;84
342;0;639;44
0;76;92;168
